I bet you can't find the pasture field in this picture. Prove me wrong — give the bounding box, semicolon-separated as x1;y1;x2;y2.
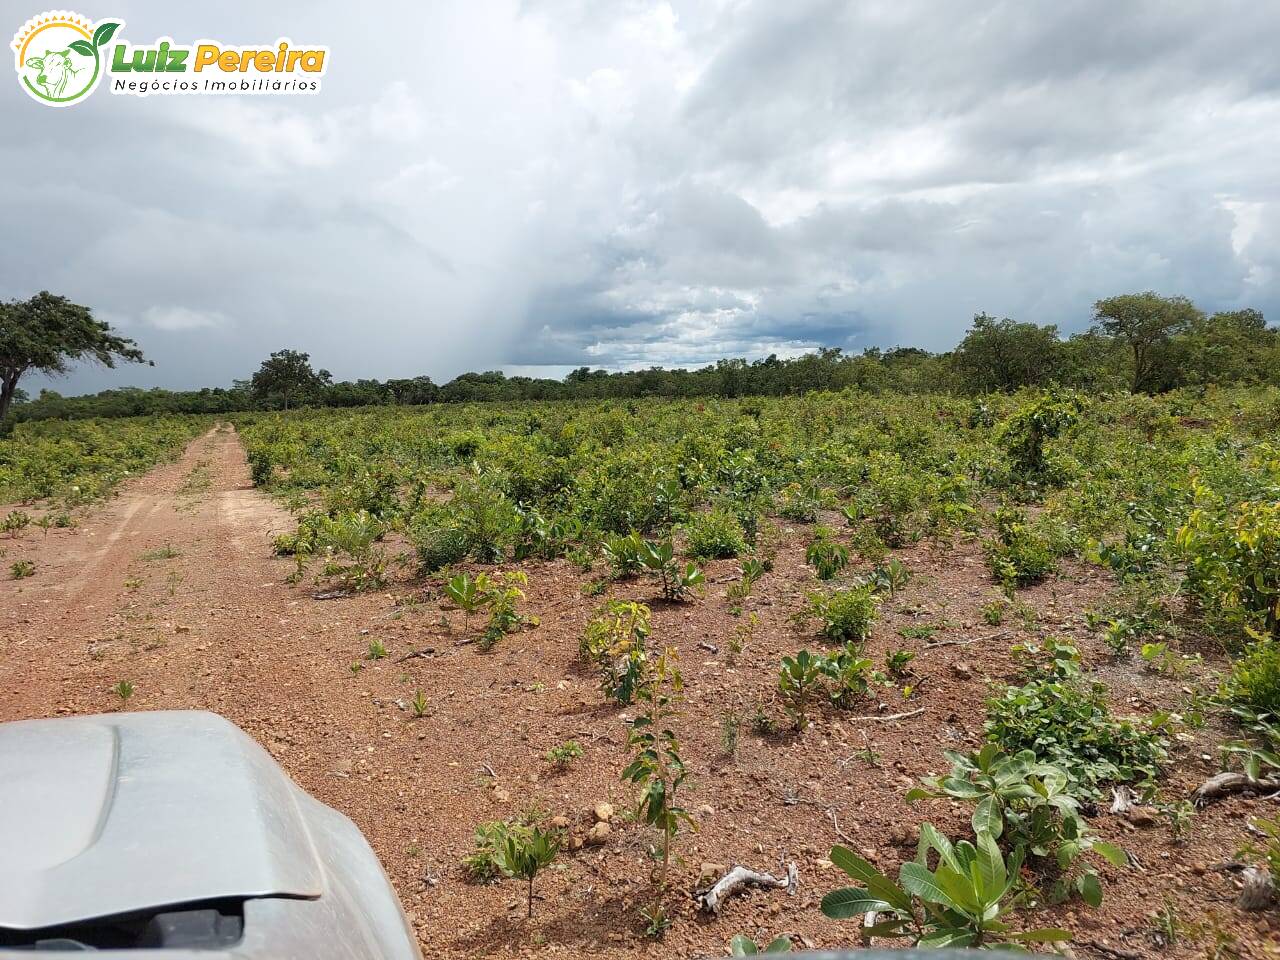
2;387;1279;958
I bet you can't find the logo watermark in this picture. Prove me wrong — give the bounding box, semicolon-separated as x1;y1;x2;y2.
12;11;328;107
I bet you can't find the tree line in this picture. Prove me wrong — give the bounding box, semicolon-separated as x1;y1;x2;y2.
4;290;1277;425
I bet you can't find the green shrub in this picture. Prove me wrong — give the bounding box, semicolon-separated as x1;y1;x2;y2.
998;390;1084;485
1178;494;1280;640
985;506;1056;592
984;640;1166;799
1227;640;1280;715
802;584;879;644
805;526;849;580
411;521;469;573
682;508;747;560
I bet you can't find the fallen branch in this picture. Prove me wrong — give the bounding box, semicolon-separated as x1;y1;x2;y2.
846;708;925;723
825;806;854;845
312;590;351;601
1191;771;1280;806
697;862;799;915
396;647;436;662
698;641;719;654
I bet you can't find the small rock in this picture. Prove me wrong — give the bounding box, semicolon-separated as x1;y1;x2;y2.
1126;806;1157;827
550;815;571;830
493;788;511;803
593;802;614;823
697;804;715;818
698;862;726;886
952;661;973;679
586;822;611;845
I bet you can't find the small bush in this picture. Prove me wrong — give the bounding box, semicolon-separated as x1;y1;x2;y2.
985;506;1056;593
682;508;746;560
1227;640;1280;715
805;526;849;580
985;639;1166;798
802;584;879;644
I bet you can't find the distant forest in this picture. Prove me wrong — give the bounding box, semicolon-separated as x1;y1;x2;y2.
11;292;1278;422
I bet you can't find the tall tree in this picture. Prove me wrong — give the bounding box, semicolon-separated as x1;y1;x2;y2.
1092;292;1203;393
250;349;331;410
950;313;1063;393
0;291;147;425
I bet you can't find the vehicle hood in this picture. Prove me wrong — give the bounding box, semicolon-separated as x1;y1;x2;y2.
0;711;324;930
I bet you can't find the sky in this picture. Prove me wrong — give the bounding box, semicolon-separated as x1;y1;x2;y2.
4;0;1278;395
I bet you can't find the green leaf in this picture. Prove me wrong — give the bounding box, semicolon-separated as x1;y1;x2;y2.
1092;840;1128;867
762;936;793;953
729;934;758;955
900;861;958;910
1078;871;1103;907
93;21;120;47
975;828;1006;895
820;887;890;920
972;795;1004;839
68;39;94;56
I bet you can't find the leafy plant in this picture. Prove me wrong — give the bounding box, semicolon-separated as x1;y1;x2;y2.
603;531;646;577
639;538;704;601
546;740;584;767
801;584;879;644
477;570;531;649
985;506;1056;594
492;823;562;918
3;510;31;537
9;559;34;579
777;482;821;522
683;508;747;560
445;572;484;638
778;650;824;729
868;558;912;595
1178;488;1280;640
907;744;1127;904
112;679;135;704
622;648;693;932
581;599;652;704
1225;639;1280;715
367;638;388;660
821;828;1070;948
410;689;429;718
885;648;916;677
729;934;793;955
985;639;1167;798
806;526;850;580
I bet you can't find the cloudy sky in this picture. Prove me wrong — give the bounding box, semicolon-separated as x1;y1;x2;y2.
5;1;1278;394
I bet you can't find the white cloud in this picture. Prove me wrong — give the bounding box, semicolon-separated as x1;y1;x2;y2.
143;306;232;331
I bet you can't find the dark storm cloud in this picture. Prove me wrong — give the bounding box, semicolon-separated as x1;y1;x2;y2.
2;0;1276;394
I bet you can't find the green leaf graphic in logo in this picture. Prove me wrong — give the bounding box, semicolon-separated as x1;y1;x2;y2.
68;39;94;56
92;21;119;48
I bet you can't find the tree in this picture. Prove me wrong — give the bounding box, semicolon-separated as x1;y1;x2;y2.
0;291;147;424
951;313;1064;393
250;349;331;410
1092;292;1203;393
